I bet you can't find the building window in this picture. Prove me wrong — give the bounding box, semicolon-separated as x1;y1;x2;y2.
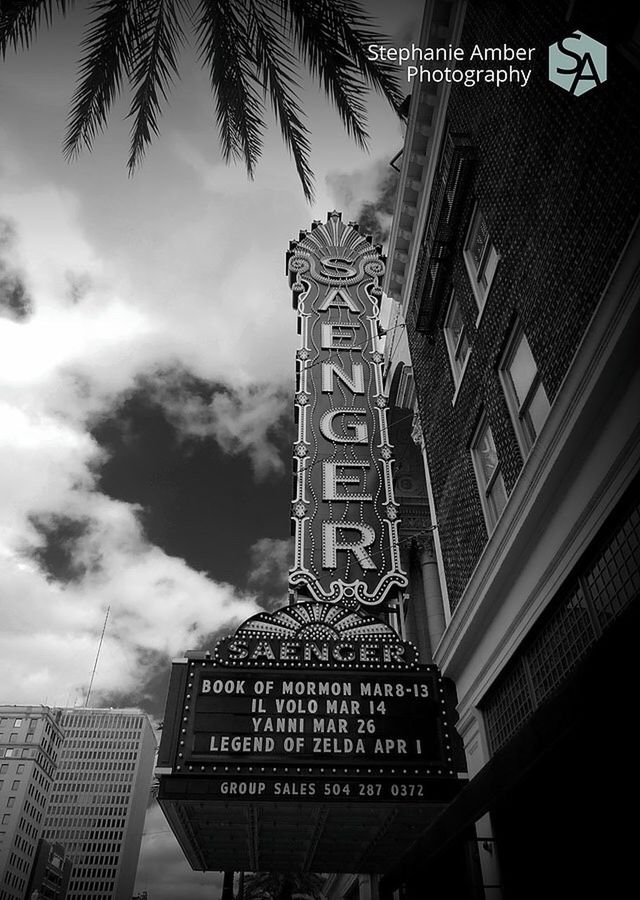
471;416;508;533
463;205;499;313
500;324;551;455
443;292;471;389
13;720;22;728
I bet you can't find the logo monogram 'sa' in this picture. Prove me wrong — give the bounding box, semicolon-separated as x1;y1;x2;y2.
548;31;607;96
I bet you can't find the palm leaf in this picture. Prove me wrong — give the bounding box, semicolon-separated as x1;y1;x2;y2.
194;0;264;178
2;0;405;200
282;0;371;149
246;0;314;200
63;0;141;161
126;0;188;172
330;0;405;111
0;0;74;57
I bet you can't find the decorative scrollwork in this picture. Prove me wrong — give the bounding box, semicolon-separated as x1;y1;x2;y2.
364;260;385;277
289;256;310;273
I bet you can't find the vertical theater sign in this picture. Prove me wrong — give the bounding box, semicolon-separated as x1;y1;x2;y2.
287;212;407;607
156;214;465;875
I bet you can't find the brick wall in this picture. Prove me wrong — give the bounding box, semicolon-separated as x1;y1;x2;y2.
407;0;640;610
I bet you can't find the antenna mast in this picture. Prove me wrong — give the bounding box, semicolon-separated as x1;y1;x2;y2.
85;605;110;707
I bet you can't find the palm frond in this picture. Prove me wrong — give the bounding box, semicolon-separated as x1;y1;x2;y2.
282;0;376;150
194;0;264;178
126;0;187;172
246;0;314;200
329;0;405;111
0;0;73;58
2;0;405;200
63;0;140;161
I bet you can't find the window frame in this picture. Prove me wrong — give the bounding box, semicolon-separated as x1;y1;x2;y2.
443;291;472;398
471;414;508;533
463;203;500;317
499;322;550;456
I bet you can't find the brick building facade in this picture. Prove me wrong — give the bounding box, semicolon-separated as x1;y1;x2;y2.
381;1;640;897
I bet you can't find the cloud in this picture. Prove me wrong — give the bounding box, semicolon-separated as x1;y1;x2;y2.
325;158;399;247
0;400;102;551
206;385;290;479
0;217;32;320
0;486;260;707
248;536;293;609
0;199;298;712
144;370;291;480
0;214;265;708
0;206;292;711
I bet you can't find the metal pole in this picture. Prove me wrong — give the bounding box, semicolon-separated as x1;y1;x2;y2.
85;605;110;707
221;871;235;900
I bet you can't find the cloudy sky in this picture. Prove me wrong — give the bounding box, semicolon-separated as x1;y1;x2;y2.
0;1;423;895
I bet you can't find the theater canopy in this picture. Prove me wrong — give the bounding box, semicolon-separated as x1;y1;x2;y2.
156;602;466;873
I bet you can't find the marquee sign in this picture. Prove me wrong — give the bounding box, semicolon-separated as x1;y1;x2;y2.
158;602;462;801
287;212;408;607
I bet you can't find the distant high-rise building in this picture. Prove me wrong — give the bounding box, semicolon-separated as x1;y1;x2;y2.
25;838;72;899
0;705;64;900
41;709;156;900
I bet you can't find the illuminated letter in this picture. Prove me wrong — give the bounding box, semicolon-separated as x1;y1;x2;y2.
322;361;364;394
322;522;377;571
317;286;360;312
321;323;360;350
227;639;249;659
319;409;368;444
322;462;372;501
319;258;358;281
251;641;276;661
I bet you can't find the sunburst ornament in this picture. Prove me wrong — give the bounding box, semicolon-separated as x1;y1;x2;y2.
223;601;399;642
213;601;419;670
